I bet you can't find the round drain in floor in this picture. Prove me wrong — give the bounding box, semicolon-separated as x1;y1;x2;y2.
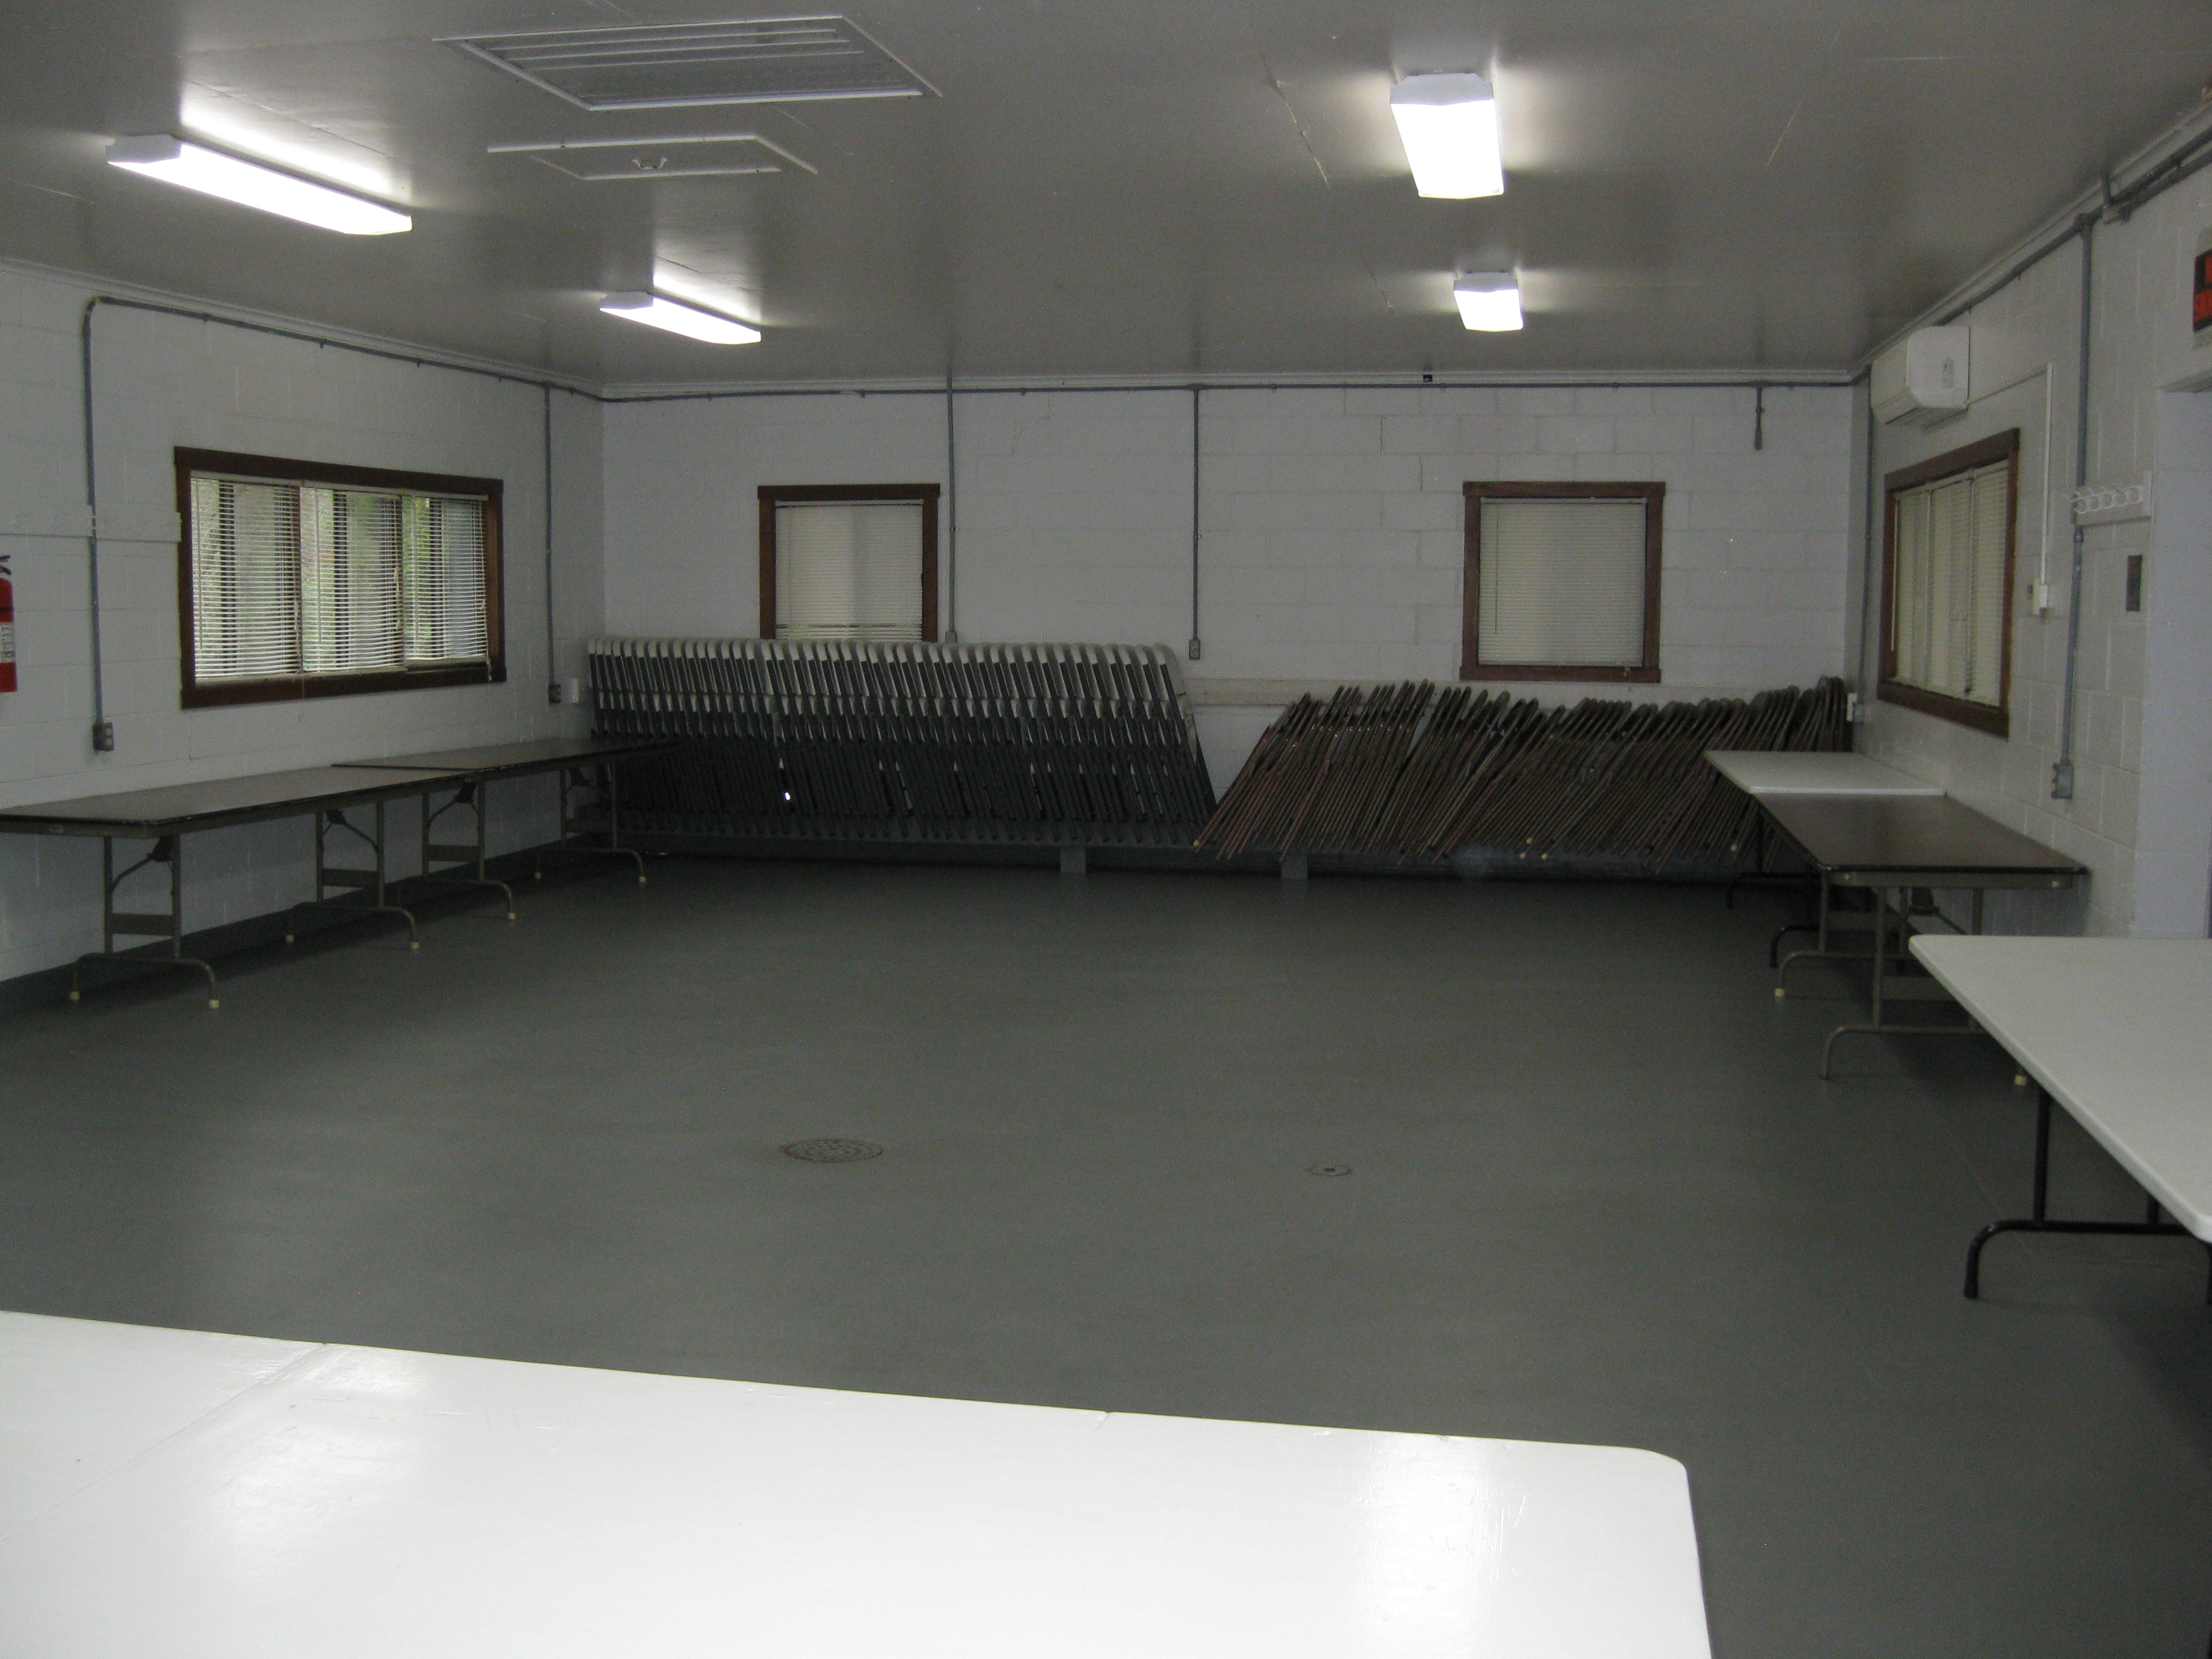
782;1138;885;1164
1306;1164;1354;1178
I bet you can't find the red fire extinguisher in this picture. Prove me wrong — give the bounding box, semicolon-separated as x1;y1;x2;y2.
0;554;14;694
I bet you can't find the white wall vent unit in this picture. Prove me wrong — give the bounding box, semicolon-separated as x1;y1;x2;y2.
1871;326;1971;426
443;18;938;110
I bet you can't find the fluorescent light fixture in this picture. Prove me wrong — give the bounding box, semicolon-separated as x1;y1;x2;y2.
105;135;411;234
1389;73;1503;199
599;291;761;344
1454;272;1523;331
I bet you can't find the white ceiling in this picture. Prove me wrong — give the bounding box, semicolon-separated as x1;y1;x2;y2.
2;1;2208;385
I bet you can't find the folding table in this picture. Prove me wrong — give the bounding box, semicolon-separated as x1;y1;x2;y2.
0;1310;1714;1658
1703;748;1942;913
1751;794;2082;1076
1703;749;1945;799
0;766;460;1007
1910;935;2212;1298
338;736;668;914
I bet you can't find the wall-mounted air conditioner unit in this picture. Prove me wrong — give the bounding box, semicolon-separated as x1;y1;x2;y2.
1871;326;1971;426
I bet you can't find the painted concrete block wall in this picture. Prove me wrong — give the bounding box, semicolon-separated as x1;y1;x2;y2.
1195;383;1853;694
2138;390;2212;936
0;263;599;984
1860;164;2212;938
602;381;1858;785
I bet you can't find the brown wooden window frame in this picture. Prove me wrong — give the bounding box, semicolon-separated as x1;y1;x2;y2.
176;447;505;709
1876;429;2020;739
1461;481;1664;683
757;483;940;643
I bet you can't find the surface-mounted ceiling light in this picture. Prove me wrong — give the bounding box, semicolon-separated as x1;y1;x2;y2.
1390;73;1503;199
599;292;761;344
104;136;411;234
1454;272;1523;331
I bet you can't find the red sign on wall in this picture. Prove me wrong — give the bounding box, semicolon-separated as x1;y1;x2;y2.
2196;249;2212;334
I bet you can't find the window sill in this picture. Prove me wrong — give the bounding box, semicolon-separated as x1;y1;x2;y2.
1876;678;2008;737
181;663;503;709
1460;663;1660;684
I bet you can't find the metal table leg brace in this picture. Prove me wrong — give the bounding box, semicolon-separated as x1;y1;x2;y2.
535;762;646;885
419;783;517;920
1964;1084;2212;1301
68;835;220;1009
1817;884;1981;1078
287;800;419;948
1773;873;1890;976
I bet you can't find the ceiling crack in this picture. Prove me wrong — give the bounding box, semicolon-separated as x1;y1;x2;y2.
1253;42;1395;317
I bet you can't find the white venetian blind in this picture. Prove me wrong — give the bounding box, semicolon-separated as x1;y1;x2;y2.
187;468;494;686
1478;497;1649;668
1889;460;2009;706
776;501;925;642
301;487;401;674
191;477;301;681
403;495;491;663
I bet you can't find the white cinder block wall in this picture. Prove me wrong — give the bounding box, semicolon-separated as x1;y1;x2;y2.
0;262;599;985
27;144;2212;983
602;383;1859;790
1861;162;2212;939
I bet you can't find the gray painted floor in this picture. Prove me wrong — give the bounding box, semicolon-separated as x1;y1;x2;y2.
6;858;2210;1657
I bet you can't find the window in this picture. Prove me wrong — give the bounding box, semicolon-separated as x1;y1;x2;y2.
1461;481;1663;682
758;484;939;642
1879;430;2018;737
177;449;503;708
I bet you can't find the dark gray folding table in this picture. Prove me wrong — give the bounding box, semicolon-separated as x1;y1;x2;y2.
337;737;669;913
1754;793;2085;1076
0;765;462;1008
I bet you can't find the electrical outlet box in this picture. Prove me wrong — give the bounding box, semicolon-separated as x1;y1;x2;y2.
2028;580;2053;615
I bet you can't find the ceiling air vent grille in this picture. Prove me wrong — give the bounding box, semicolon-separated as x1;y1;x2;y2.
442;16;937;110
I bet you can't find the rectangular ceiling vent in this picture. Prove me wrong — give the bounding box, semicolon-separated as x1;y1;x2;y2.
443;16;938;110
487;133;819;181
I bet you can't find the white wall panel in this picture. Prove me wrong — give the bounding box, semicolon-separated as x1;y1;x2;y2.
0;266;600;984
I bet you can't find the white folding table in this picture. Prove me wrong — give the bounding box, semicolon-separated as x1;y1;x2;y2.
1703;750;1945;799
1911;936;2212;1298
1701;748;1945;927
0;1311;1713;1658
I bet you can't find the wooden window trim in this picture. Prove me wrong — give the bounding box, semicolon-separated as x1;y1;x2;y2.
757;483;940;642
1875;428;2019;739
175;447;505;709
1460;481;1664;683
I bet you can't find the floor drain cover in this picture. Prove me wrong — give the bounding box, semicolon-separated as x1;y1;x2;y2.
782;1138;885;1164
1306;1164;1354;1178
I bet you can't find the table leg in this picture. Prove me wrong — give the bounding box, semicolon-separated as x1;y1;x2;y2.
1769;870;1823;968
67;834;219;1008
1818;885;1983;1079
1963;1085;2208;1299
287;801;420;948
537;763;647;885
419;783;516;919
1775;875;1885;985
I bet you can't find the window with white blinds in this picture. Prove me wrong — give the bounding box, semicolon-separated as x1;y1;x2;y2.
759;485;939;643
1880;432;2018;734
776;502;923;641
181;450;502;704
1462;484;1662;682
